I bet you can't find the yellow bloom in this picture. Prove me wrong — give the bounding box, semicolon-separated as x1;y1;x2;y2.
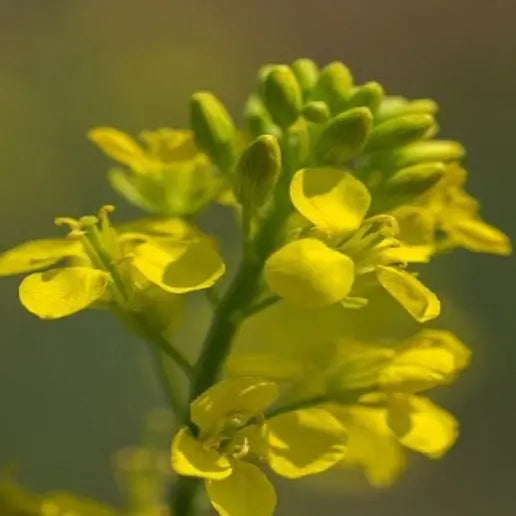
0;206;225;319
171;377;348;515
265;167;440;322
227;301;470;486
393;164;511;256
89;127;228;216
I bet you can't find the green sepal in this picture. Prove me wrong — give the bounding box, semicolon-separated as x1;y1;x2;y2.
345;81;384;112
302;101;331;123
244;95;280;138
190;91;236;171
291;58;319;99
262;65;303;129
315;107;373;165
311;61;353;113
234;134;282;210
366;114;436;151
375;96;438;123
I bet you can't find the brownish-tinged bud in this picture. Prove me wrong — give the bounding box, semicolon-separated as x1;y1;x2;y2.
234;134;282;210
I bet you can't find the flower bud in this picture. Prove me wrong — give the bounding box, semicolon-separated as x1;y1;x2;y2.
315;107;373;165
234;134;282;210
262;65;303;129
386;162;445;192
291;58;319;99
244;95;280;138
376;163;446;211
311;61;353;113
375;96;438;123
190;91;236;171
366;114;436;151
345;81;384;112
384;141;465;169
302;101;330;123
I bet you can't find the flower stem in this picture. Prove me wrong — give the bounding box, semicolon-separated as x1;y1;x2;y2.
171;163;293;516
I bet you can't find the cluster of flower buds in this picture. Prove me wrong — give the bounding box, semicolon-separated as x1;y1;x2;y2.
0;59;510;516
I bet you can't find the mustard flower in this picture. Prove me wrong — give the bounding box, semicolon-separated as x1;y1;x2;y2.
171;377;348;516
393;164;512;256
89;127;228;216
0;206;225;319
227;301;470;486
264;167;439;322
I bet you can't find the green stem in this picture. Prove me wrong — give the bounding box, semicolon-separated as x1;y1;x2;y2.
171;169;293;516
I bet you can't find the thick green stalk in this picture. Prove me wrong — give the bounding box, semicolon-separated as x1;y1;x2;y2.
171;159;293;516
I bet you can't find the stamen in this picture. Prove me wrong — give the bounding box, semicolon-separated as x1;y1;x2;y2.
54;217;80;230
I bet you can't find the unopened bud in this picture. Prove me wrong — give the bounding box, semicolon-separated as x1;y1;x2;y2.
378;162;446;210
302;101;330;123
244;95;280;138
375;96;438;123
262;65;303;129
386;162;445;191
315;107;373;165
366;114;436;151
235;135;282;210
291;58;319;99
385;140;465;169
345;81;384;112
311;61;353;113
190;91;236;170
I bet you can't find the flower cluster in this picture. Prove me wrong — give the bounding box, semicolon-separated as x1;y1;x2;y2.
0;59;510;515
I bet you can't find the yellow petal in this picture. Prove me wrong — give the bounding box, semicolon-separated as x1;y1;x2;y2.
267;408;347;478
329;404;405;486
170;427;232;480
265;238;355;308
206;461;276;516
0;239;82;276
380;330;471;393
139;128;199;162
376;266;440;322
191;377;279;434
131;237;225;293
118;217;199;240
19;267;109;319
379;245;432;264
88;127;144;168
290;168;371;234
446;218;512;256
387;396;458;458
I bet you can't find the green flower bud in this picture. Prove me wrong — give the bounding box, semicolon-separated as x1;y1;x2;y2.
386;162;445;190
291;58;319;99
234;134;282;210
375;162;446;210
190;91;236;171
379;140;465;169
262;65;303;129
302;101;330;123
311;61;353;113
315;107;373;165
375;96;438;123
244;95;280;138
345;81;384;112
366;114;436;151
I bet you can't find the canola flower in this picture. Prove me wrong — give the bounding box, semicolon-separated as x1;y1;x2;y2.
0;59;511;515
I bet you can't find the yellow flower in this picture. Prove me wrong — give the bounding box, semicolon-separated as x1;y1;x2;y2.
171;377;348;515
393;164;512;256
0;206;225;319
264;167;440;322
227;302;470;486
89;127;228;216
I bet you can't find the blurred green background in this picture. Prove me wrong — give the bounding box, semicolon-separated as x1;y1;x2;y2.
0;0;515;514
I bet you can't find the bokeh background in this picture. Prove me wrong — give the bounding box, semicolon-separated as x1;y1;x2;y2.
1;1;515;514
